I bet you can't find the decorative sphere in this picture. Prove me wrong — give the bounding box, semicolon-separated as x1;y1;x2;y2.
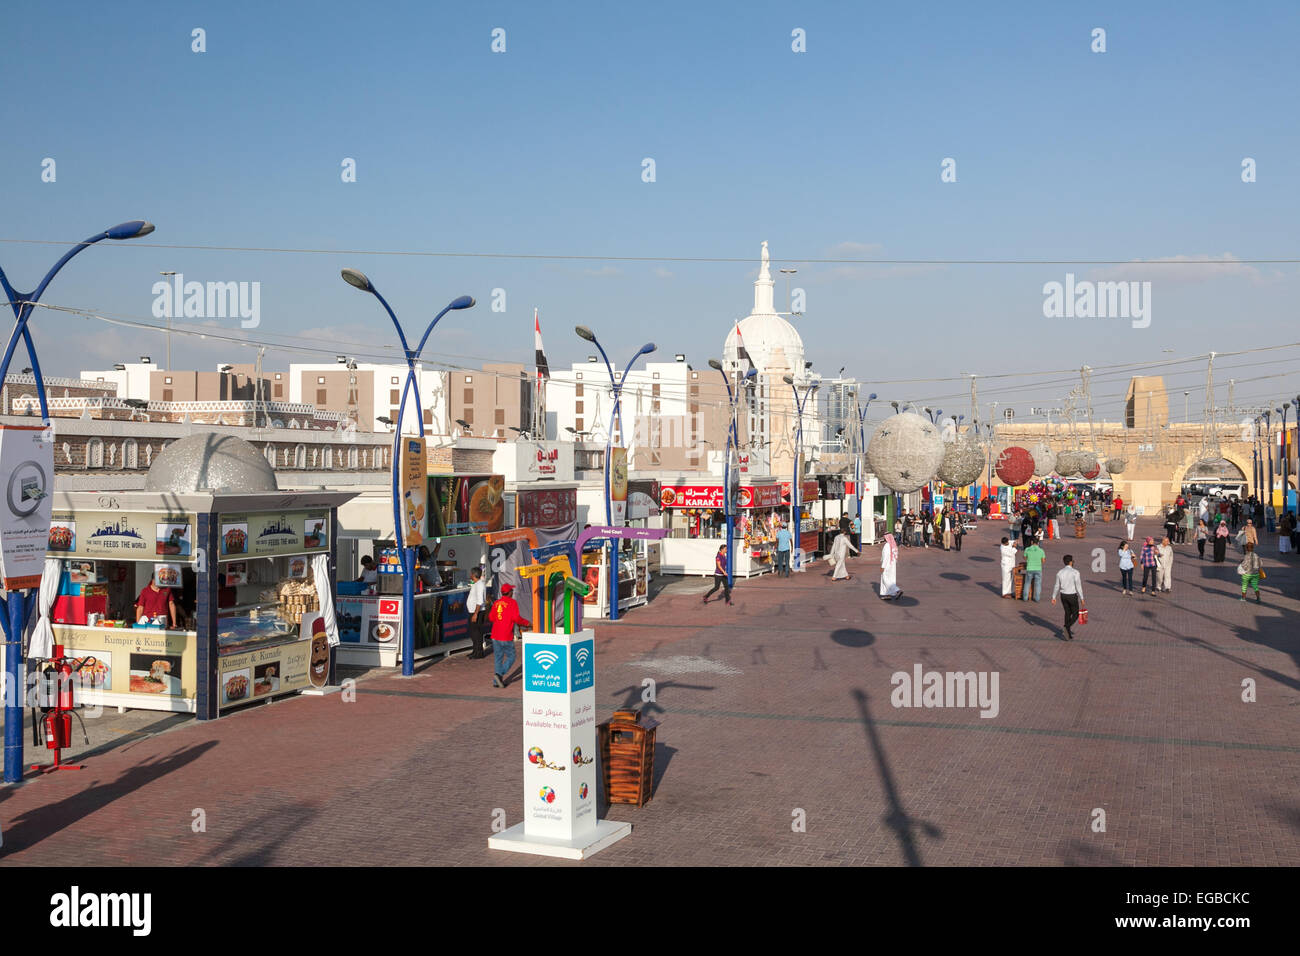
867;413;945;493
1106;457;1127;475
937;440;985;486
1083;463;1101;480
528;746;543;764
995;446;1035;487
1055;450;1083;476
1030;442;1056;477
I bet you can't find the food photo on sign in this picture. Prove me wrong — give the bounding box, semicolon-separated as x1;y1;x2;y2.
128;653;181;696
155;521;192;556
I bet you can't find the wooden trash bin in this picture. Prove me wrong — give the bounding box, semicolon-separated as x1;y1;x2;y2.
598;708;659;808
1013;563;1026;599
1074;517;1086;538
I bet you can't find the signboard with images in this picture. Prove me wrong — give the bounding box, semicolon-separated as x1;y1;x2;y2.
0;423;54;589
429;475;506;535
219;634;312;711
218;511;331;562
48;510;196;563
400;436;427;548
516;487;578;529
610;448;629;526
658;484;782;510
516;442;573;481
54;625;197;707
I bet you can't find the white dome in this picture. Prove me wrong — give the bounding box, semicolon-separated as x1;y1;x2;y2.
722;241;804;374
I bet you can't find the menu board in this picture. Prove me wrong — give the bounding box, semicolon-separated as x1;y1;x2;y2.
52;625;197;705
219;510;330;561
218;633;312;711
428;475;505;536
516;488;578;529
48;511;197;562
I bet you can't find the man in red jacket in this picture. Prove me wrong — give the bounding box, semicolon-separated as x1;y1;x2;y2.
488;583;531;688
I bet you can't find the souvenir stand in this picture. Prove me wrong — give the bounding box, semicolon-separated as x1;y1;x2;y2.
44;482;353;720
658;481;783;577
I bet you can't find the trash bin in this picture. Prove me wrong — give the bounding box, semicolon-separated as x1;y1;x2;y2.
597;708;659;808
1074;518;1086;538
1013;563;1026;599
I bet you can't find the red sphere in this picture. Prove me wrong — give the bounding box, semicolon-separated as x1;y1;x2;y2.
995;446;1034;487
1083;464;1100;480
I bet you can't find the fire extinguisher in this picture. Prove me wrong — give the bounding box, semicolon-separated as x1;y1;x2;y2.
30;644;93;774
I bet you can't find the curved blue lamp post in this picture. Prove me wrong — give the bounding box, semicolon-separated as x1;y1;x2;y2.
1277;402;1292;517
0;219;155;783
710;359;756;587
574;326;655;621
849;390;878;530
1261;410;1274;530
340;268;474;676
782;374;819;562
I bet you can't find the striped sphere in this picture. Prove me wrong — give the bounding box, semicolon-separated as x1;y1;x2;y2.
995;446;1035;487
867;412;946;493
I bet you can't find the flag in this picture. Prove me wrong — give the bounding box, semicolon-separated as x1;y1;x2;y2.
734;320;754;368
534;309;550;380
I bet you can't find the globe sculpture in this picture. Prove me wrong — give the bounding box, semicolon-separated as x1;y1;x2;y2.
995;446;1034;487
937;439;985;487
1106;457;1127;475
867;412;945;493
1075;450;1100;477
1083;463;1101;480
1054;449;1084;477
1030;442;1056;477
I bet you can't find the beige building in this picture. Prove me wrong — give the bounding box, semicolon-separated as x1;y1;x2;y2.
448;362;532;439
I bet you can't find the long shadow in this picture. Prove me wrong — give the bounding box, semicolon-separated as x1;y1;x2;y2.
939;572;970;582
851;689;942;867
976;581;1000;596
0;740;219;855
605;680;714;722
651;741;678;792
966;555;994;563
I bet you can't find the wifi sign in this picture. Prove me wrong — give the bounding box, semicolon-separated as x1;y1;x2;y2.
524;641;568;692
571;640;594;692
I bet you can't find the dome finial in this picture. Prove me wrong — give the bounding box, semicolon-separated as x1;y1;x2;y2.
760;240;771;280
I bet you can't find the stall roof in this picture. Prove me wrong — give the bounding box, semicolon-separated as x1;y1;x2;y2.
53;489;359;514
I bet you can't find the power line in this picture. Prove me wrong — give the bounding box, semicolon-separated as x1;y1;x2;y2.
2;236;1298;266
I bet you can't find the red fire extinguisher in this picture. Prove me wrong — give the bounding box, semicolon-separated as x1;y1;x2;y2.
31;644;93;774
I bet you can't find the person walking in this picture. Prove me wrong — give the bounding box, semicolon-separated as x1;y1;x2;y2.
1238;542;1263;603
940;510;952;551
1124;507;1137;542
1213;518;1230;562
1196;518;1209;559
1156;535;1174;593
703;545;732;605
879;532;902;599
999;536;1018;598
827;528;859;581
1163;508;1178;545
953;513;964;552
465;566;488;659
1139;536;1159;593
775;521;793;578
1022;538;1046;602
1117;540;1135;595
920;510;932;548
487;583;531;688
1182;506;1194;544
1050;554;1085;640
900;511;912;548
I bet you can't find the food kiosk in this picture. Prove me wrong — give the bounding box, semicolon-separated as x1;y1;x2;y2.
658;481;783;577
44;488;353;719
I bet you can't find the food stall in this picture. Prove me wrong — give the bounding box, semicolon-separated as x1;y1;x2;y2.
658;481;783;577
336;473;502;667
44;487;353;719
781;479;822;556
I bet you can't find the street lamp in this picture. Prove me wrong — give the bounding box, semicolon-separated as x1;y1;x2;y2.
710;358;757;587
1261;410;1274;528
0;218;155;782
782;374;819;550
340;268;474;677
160;271;178;369
1277;402;1292;516
1184;390;1190;424
574;325;656;620
848;390;877;530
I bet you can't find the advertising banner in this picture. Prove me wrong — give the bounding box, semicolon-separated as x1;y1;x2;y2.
429;475;506;535
49;510;196;563
516;487;578;529
516;442;573;481
610;448;628;526
219;634;312;712
54;625;196;706
659;484;782;510
218;511;330;561
0;423;55;589
400;436;427;547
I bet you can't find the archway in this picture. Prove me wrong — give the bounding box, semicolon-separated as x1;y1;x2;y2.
1169;448;1252;496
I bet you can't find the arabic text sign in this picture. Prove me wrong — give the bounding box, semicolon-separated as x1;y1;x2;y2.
0;424;54;588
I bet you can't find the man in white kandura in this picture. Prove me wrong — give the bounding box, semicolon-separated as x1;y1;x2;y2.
879;533;902;600
827;528;859;581
999;536;1018;598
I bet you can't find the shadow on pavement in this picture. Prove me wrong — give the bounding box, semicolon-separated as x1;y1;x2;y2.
193;802;320;866
851;689;941;866
0;740;219;856
831;628;876;649
940;572;970;582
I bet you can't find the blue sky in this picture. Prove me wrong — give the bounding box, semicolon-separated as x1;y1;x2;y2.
3;0;1298;422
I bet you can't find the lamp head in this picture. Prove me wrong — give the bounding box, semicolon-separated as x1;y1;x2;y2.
868;392;877;401
448;295;475;310
106;220;155;240
708;358;723;371
637;342;657;357
340;268;373;292
782;374;795;385
574;325;596;343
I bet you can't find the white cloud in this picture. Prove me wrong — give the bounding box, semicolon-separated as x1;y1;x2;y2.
1088;253;1267;285
826;241;885;258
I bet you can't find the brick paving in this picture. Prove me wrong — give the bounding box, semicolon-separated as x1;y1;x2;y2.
2;516;1297;866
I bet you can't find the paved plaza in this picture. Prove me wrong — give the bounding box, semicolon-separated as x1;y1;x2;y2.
2;517;1296;866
